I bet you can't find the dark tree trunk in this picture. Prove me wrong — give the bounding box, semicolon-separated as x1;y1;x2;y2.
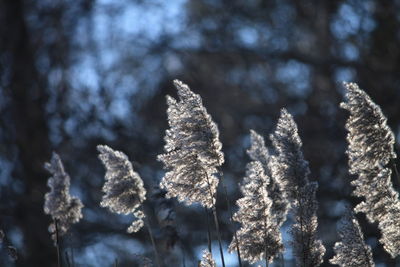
0;0;54;265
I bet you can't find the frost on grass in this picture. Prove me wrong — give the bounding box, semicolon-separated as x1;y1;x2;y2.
157;80;224;208
270;109;325;267
97;145;146;233
229;161;283;264
199;250;217;267
44;152;83;241
248;130;289;227
330;208;374;267
341;82;400;257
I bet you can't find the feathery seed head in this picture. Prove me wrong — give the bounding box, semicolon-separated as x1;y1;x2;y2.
248;130;289;227
97;145;146;233
341;82;400;257
330;207;374;267
270;108;310;199
44;152;83;241
230;160;284;264
199;250;217;267
341;82;396;173
248;130;270;172
290;182;325;267
270;109;325;266
158;80;224;208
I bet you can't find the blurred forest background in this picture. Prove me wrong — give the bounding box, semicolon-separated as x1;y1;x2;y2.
1;0;400;266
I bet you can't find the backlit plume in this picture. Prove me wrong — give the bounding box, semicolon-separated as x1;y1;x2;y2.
330;208;375;267
97;145;146;233
270;109;325;267
157;80;224;208
341;82;400;257
44;152;83;241
199;250;217;267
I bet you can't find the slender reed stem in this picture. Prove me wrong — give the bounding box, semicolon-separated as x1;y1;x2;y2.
211;207;226;267
280;253;285;267
205;207;212;254
221;181;242;267
114;258;118;267
264;209;268;267
65;251;71;267
203;171;226;267
391;159;400;186
143;215;162;267
54;219;62;267
181;241;186;267
70;248;75;267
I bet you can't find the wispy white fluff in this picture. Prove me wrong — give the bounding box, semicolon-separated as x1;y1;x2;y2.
229;161;282;263
270;109;325;267
97;145;146;233
44;152;83;240
330;208;374;267
157;80;224;208
341;82;400;257
199;250;217;267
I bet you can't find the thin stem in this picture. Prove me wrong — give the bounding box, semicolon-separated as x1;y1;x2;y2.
65;251;71;267
54;219;62;267
181;241;186;267
280;253;285;267
205;207;212;254
221;181;242;267
70;248;75;267
212;207;226;267
143;215;162;267
203;170;226;267
263;193;269;267
391;159;400;186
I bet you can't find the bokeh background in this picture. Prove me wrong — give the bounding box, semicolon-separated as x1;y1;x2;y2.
1;0;400;266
